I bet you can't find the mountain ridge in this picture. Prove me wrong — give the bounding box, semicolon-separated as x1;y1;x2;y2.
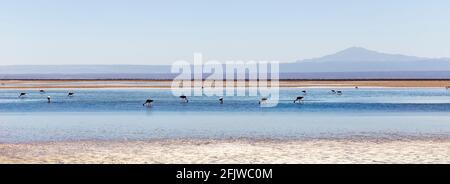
280;47;450;73
1;47;450;75
298;47;437;63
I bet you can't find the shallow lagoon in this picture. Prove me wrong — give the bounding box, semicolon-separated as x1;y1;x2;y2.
1;88;450;142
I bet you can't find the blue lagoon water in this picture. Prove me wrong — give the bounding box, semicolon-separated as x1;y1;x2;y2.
1;88;450;142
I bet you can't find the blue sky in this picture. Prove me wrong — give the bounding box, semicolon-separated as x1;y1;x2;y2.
0;0;449;65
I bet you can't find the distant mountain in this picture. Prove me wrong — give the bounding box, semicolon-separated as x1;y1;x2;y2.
302;47;424;63
1;47;450;79
281;47;450;72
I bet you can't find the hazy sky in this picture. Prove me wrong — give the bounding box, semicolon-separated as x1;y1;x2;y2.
0;0;449;65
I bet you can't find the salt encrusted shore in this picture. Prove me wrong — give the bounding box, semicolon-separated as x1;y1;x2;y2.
1;138;449;164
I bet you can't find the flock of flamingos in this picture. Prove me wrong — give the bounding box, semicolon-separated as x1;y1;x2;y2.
14;86;450;107
15;87;346;107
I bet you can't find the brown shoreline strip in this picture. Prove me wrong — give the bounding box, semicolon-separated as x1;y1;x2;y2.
1;80;450;88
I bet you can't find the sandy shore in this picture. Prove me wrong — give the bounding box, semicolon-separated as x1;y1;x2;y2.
1;138;449;164
1;80;450;89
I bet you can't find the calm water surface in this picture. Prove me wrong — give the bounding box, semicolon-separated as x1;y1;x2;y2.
1;88;450;142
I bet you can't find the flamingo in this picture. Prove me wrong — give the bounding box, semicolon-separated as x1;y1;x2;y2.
294;96;304;103
259;97;268;104
143;99;154;106
180;95;189;103
19;93;27;98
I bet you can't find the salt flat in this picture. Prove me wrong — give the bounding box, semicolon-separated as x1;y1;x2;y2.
1;138;449;164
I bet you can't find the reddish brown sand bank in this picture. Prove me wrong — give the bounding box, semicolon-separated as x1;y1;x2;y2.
1;80;450;89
